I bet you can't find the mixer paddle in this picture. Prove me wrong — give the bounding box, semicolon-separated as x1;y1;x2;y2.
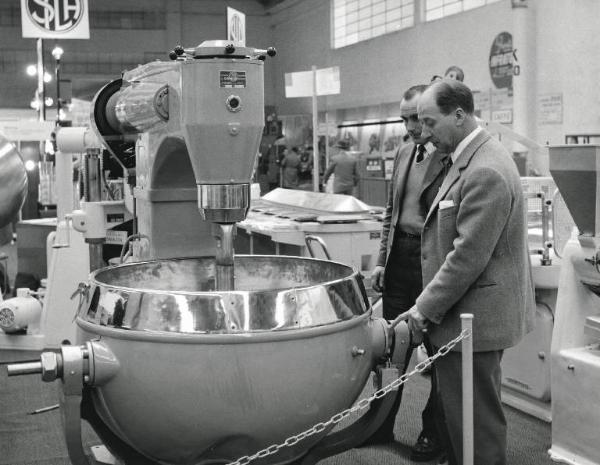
215;223;235;291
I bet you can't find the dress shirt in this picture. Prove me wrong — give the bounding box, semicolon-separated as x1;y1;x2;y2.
451;126;482;164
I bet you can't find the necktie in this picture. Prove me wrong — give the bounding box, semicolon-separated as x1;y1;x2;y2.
415;144;427;164
444;156;453;176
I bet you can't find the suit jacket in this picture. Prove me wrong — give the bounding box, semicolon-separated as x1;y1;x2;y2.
376;143;449;268
281;151;301;188
416;129;535;352
323;151;359;193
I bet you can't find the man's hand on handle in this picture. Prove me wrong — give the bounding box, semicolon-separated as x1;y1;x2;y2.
371;265;385;293
407;305;429;345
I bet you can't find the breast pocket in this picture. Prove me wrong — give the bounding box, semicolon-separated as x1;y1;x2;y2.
437;206;458;254
438;205;457;220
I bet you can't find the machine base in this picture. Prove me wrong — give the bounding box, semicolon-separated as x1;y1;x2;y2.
0;332;45;350
549;445;599;465
501;386;551;422
91;445;120;465
551;347;600;465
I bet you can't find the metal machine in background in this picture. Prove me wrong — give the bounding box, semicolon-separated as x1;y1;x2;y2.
7;41;414;465
236;188;383;281
546;145;600;465
0;134;28;230
500;176;563;421
0;127;131;349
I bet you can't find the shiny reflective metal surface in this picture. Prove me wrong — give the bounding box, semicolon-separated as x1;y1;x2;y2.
214;223;235;290
115;82;168;132
78;255;369;333
262;188;371;214
0;134;27;228
199;183;250;222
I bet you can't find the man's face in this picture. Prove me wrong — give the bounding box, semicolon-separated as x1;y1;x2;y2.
400;94;428;145
445;70;461;81
417;89;458;153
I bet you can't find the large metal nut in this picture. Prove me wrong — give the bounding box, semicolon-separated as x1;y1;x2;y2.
41;352;60;382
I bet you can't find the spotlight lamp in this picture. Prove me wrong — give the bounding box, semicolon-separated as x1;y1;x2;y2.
52;46;64;60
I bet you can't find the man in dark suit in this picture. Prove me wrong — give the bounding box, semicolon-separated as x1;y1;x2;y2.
365;84;450;461
408;79;535;465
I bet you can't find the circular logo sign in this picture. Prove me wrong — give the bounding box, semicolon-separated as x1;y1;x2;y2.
229;14;244;43
489;32;513;89
26;0;84;34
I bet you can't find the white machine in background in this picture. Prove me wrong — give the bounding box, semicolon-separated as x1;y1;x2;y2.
546;145;600;465
236;188;383;280
500;176;566;421
0;127;132;349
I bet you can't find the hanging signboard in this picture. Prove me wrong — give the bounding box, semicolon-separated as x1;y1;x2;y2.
227;7;246;46
284;67;341;98
538;93;563;124
489;31;513;89
21;0;90;39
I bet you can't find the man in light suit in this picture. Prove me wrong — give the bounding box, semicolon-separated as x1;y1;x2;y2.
323;140;358;195
408;79;535;465
364;85;449;461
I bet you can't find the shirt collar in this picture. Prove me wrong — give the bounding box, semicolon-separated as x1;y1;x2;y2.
451;126;482;164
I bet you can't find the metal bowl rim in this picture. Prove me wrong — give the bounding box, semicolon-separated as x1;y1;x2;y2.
76;311;374;342
88;254;361;296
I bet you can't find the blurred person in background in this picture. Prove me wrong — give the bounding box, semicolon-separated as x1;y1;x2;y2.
323;140;359;195
281;147;301;189
444;65;465;82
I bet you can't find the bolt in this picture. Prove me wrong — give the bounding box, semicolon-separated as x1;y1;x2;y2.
567;364;575;371
351;346;366;357
41;352;59;382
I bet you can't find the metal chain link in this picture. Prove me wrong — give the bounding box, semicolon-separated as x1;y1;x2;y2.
226;328;472;465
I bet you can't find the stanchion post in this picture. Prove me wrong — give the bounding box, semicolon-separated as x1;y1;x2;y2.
461;313;474;465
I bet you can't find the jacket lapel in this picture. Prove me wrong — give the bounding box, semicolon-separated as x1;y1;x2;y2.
420;149;448;197
425;130;492;224
393;144;416;209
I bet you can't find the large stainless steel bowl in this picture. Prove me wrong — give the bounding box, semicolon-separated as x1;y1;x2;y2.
76;255;378;465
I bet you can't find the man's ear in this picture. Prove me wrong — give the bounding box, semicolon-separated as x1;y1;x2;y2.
455;107;466;126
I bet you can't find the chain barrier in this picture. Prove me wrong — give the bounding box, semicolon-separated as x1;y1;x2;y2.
226;328;472;465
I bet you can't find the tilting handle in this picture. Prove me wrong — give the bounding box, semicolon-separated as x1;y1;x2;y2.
304;235;331;260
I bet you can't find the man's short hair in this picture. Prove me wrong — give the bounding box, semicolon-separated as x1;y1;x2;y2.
403;84;428;101
433;80;474;115
444;65;465;82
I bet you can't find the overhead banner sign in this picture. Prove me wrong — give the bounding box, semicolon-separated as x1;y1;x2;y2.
285;67;341;98
227;7;246;46
21;0;90;39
